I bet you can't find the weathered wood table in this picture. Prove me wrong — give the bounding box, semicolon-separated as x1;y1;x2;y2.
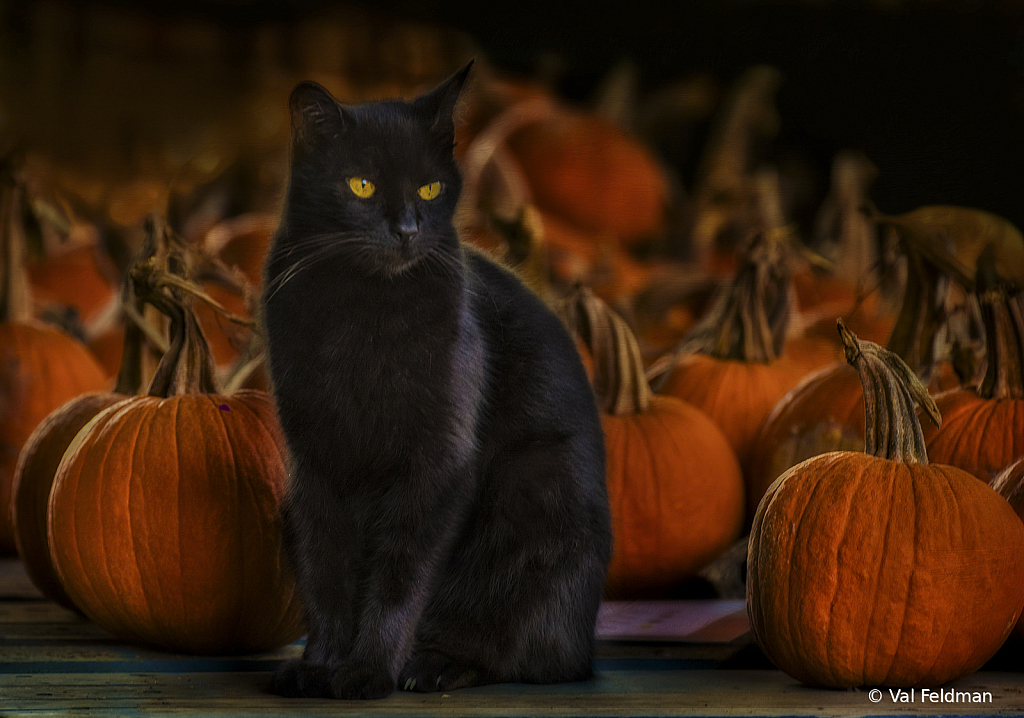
1;559;1021;717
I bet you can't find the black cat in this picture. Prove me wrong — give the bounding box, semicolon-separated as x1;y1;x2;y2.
262;62;612;700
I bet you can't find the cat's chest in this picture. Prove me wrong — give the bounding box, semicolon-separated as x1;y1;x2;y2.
269;271;462;398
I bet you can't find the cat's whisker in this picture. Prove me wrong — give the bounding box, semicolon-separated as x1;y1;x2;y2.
423;248;466;282
266;239;359;300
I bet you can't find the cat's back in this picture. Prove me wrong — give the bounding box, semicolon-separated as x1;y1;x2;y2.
462;246;600;438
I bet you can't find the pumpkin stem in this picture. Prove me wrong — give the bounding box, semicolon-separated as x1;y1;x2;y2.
112;217;174;396
839;319;940;464
680;227;795;364
132;261;220;398
976;251;1024;401
560;284;651;415
0;160;35;323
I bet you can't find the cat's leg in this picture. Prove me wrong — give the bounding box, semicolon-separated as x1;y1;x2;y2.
400;438;611;691
270;486;360;698
325;471;472;700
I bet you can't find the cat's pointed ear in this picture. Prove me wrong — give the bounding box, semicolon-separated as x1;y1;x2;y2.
290;81;347;141
415;60;475;138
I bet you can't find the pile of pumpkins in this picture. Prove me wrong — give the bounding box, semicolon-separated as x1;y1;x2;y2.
0;58;1022;694
1;176;302;655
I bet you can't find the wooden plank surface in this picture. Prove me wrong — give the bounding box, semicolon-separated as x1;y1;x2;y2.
4;668;1024;717
2;559;1023;717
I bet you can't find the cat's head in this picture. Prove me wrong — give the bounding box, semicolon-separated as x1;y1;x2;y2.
282;61;474;277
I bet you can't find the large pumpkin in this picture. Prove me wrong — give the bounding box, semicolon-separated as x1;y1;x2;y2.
47;273;304;654
563;286;744;598
748;324;1024;688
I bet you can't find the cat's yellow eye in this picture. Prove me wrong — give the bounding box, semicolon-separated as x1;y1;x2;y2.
348;177;376;198
418;182;442;201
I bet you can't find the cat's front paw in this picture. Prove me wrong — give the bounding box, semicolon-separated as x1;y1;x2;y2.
271;658;332;698
399;650;484;692
329;662;395;700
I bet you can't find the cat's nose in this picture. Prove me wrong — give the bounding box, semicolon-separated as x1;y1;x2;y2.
396;224;418;244
395;207;419;244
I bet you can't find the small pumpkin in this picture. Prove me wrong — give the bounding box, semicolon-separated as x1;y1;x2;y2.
47;266;304;654
747;322;1024;688
563;286;744;598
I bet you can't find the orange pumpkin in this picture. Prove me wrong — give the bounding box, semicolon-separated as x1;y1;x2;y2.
0;324;109;555
748;323;1024;688
47;272;304;654
508;113;668;244
562;286;744;598
11;275;149;609
1;171;109;554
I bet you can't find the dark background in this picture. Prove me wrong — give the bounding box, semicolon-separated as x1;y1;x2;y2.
4;0;1024;235
372;0;1024;232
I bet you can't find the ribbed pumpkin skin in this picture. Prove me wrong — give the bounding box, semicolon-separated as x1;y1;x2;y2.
602;395;744;598
48;390;305;655
0;321;109;553
924;389;1024;481
748;451;1024;688
11;391;125;610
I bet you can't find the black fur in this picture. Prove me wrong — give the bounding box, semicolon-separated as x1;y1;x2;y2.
262;62;612;700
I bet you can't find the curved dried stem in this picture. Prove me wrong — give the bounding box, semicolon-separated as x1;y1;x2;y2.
130;264;219;398
839;319;940;464
649;228;795;391
560;284;651;415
